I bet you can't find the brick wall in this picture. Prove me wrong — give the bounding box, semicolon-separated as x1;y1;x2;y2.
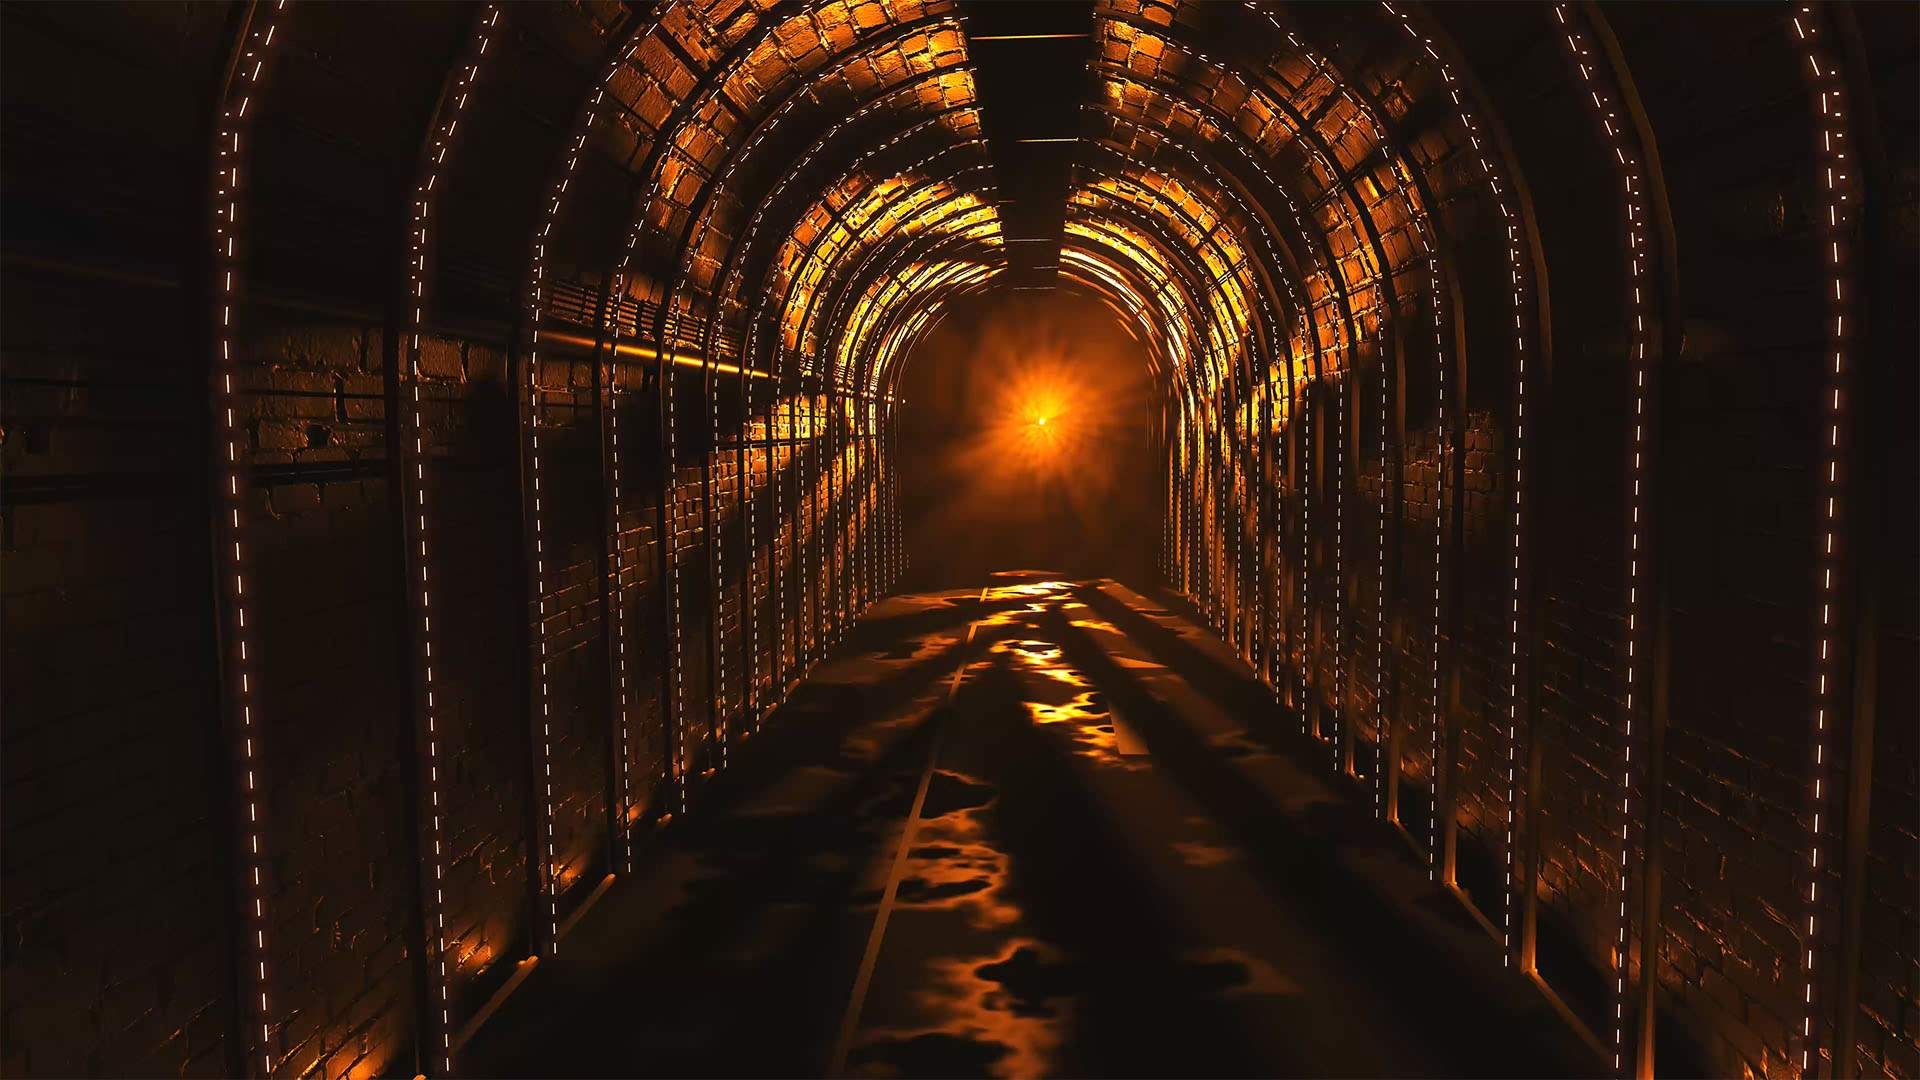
1160;6;1917;1079
2;4;246;1074
236;323;416;1078
421;338;539;1013
4;3;1912;1079
2;278;238;1078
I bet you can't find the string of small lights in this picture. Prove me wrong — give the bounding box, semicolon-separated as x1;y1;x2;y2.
586;6;805;825
1243;2;1446;823
210;5;289;1071
814;195;1000;407
729;130;989;725
699;73;940;740
1221;2;1443;864
827;381;840;655
787;364;802;690
1790;7;1854;1073
1373;0;1532;954
837;382;848;644
607;286;637;865
807;378;820;677
709;280;728;770
639;4;922;812
865;396;876;611
1374;299;1389;818
1090;25;1368;726
888;400;900;587
743;313;761;736
402;6;501;1069
529;121;592;934
1550;5;1650;1068
765;175;996;682
846;389;856;635
854;394;864;618
768;184;998;664
1332;371;1345;774
1422;181;1446;880
525;9;662;932
1243;338;1257;668
1246;337;1261;679
1300;372;1314;736
1068;170;1263;643
1073;97;1323;659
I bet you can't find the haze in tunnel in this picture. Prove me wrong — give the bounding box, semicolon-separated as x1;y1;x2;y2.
2;1;1914;1078
895;292;1157;590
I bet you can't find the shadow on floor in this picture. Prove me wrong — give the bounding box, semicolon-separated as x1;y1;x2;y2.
461;572;1605;1079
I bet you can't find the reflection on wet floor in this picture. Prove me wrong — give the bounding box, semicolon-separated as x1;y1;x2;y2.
845;570;1268;1078
463;570;1600;1080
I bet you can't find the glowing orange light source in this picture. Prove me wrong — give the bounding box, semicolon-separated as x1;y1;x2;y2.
1034;414;1049;428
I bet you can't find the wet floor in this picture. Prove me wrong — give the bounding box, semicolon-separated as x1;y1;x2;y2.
463;572;1602;1078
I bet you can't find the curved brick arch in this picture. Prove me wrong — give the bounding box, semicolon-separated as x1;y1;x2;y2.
1;3;1911;1078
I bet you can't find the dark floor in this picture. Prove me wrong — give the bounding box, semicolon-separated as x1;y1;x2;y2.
462;572;1604;1078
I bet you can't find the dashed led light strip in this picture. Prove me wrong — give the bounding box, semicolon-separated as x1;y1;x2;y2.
1332;371;1345;773
603;300;638;858
211;4;287;1072
711;279;729;770
746;331;763;734
668;306;687;810
600;15;771;791
1300;379;1313;735
404;6;501;1070
1087;56;1352;737
824;176;998;381
1374;298;1389;820
1067;145;1288;644
1259;0;1451;876
1371;0;1531;959
1052;247;1198;584
526;43;629;945
1240;7;1445;813
1246;355;1260;677
810;378;824;675
827;382;840;653
1425;197;1446;882
592;18;700;824
867;398;879;608
798;211;1006;626
1213;0;1443;853
1098;25;1367;645
1551;5;1648;1069
1791;7;1853;1073
608;299;636;869
613;4;888;818
662;60;978;774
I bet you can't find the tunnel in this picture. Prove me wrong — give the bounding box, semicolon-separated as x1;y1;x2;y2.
2;1;1915;1077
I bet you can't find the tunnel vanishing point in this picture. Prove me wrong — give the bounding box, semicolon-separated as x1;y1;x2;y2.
1;1;1915;1078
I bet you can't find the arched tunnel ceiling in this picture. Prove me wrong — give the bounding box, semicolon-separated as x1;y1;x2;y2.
128;0;1527;421
1;1;1915;1077
51;0;1886;433
434;0;1557;429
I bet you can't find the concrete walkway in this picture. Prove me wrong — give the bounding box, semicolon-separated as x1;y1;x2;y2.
464;572;1601;1078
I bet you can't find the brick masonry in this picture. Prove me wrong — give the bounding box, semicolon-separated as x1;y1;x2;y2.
3;2;1913;1079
